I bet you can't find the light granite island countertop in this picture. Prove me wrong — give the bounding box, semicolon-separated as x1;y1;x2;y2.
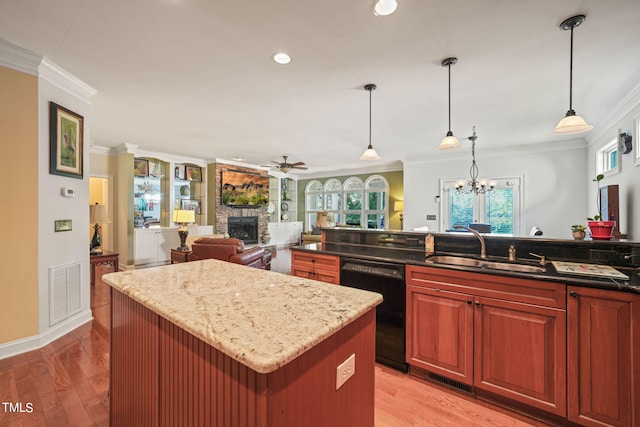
103;259;382;426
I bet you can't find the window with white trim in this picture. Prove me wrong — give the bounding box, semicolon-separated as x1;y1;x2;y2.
343;177;364;227
304;180;323;229
364;175;389;229
635;114;640;166
441;177;522;235
304;175;390;230
596;138;619;176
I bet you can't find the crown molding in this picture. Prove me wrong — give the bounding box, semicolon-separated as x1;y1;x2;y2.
298;160;404;180
0;37;42;75
38;57;97;103
404;139;586;167
586;78;640;147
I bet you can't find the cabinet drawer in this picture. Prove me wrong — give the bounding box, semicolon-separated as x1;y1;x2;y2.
291;252;340;272
406;265;566;309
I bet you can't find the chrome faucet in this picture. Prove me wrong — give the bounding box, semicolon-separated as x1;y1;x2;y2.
453;224;486;258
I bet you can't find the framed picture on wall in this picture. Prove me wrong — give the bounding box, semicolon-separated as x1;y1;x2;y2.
181;199;201;214
49;102;84;179
134;158;149;177
175;165;185;180
185;166;202;182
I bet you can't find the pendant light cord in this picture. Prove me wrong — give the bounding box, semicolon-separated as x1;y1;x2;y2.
568;25;574;112
448;63;452;132
369;86;373;148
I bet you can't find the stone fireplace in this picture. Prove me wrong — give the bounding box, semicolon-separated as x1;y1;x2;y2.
214;162;270;244
228;216;259;244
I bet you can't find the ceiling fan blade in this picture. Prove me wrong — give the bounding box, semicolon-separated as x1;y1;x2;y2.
293;165;308;170
290;162;306;166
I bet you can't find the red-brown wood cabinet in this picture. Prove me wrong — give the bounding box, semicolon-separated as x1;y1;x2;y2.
291;252;340;284
406;265;567;417
567;286;640;427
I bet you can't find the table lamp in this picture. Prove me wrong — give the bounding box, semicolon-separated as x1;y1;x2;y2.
90;203;111;254
394;200;404;230
173;209;196;251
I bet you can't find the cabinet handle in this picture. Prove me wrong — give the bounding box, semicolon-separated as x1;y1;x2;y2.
475;301;480;306
570;291;578;298
466;300;472;305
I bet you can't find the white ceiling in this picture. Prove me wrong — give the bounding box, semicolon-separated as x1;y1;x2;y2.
1;0;640;176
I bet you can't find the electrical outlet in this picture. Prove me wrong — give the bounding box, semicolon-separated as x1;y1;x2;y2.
426;214;437;220
336;353;356;390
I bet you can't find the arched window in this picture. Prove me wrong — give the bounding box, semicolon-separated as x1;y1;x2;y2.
343;177;364;227
303;175;390;230
364;175;389;229
304;180;324;230
324;179;342;226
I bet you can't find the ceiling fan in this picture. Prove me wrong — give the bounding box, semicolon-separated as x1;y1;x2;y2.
269;155;308;173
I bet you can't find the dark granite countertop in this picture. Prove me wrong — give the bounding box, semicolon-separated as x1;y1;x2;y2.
291;243;640;294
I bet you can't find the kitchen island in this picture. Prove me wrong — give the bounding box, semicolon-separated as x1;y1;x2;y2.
102;259;382;426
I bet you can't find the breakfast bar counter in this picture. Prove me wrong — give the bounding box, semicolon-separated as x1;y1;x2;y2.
103;259;382;426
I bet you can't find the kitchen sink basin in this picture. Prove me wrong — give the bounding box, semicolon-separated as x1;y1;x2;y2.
426;255;547;273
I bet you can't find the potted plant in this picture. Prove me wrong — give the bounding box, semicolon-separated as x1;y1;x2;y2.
587;173;616;240
571;224;586;240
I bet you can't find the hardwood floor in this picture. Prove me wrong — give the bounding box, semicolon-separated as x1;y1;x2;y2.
0;260;551;427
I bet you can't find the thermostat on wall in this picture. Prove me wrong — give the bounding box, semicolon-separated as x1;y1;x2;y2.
61;187;77;197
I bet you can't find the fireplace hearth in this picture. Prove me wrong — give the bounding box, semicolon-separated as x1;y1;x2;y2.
228;216;259;244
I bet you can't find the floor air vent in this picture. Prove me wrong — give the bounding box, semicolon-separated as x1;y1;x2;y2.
426;372;473;394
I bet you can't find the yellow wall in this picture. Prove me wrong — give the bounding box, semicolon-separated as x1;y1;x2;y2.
0;66;39;343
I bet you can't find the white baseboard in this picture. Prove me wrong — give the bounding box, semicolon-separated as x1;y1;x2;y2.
0;309;93;360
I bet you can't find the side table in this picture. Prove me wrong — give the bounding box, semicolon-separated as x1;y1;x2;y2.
90;251;119;286
171;249;192;264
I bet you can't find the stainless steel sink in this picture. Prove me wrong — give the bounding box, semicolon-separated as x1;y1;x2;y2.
425;255;484;268
425;255;546;273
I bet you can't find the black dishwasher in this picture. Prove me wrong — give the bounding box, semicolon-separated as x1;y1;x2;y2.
340;257;407;372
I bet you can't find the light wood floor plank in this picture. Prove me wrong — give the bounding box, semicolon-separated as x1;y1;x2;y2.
0;261;554;426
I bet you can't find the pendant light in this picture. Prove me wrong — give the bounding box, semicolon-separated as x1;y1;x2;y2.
553;15;593;135
373;0;398;16
437;57;460;150
360;83;381;160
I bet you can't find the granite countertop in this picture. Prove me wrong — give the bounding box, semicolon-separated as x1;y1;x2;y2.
102;259;382;374
292;243;640;293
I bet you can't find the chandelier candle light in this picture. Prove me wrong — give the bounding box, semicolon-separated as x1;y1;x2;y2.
454;127;495;195
173;209;196;251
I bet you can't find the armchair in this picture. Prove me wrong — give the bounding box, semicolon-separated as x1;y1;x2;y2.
190;237;272;270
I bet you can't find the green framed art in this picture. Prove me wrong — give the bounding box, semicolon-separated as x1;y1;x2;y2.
49;102;84;179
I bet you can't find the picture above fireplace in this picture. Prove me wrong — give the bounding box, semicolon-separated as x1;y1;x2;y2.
221;169;269;208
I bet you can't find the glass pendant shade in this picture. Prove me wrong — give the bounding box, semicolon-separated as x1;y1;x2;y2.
552;111;593;135
360;145;381;160
438;131;461;150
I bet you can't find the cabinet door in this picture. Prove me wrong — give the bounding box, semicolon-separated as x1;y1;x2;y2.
474;296;566;416
157;229;178;262
567;287;640;427
406;285;473;383
134;230;159;265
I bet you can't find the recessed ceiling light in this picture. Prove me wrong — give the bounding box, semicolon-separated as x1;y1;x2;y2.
373;0;398;16
273;53;291;65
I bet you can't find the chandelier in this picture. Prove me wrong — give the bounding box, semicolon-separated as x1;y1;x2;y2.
455;127;494;195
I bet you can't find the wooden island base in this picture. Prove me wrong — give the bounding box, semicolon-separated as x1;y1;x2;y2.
110;288;376;426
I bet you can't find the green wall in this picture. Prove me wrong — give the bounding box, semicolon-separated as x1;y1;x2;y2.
296;170;404;230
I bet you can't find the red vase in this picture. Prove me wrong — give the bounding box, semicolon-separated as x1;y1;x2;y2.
587;220;616;240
